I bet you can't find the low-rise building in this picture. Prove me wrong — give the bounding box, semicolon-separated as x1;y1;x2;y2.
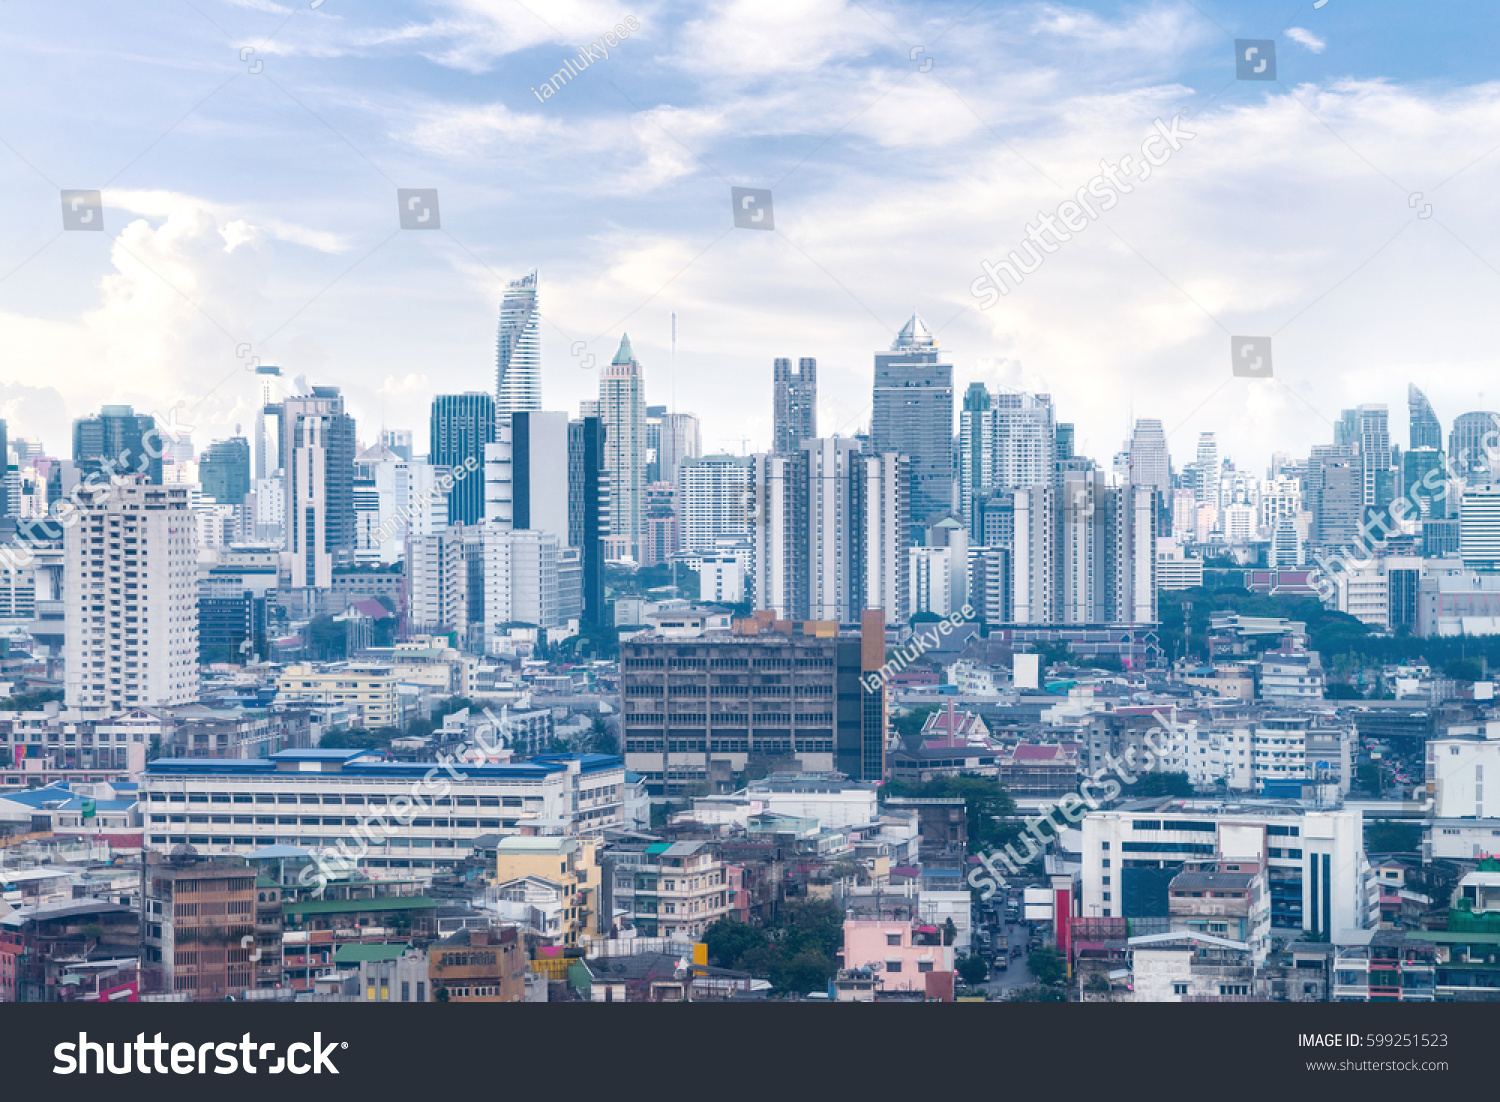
841;916;955;994
494;835;601;945
430;926;526;1002
275;663;400;730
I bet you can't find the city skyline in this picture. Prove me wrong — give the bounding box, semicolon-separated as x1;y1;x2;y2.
3;2;1500;472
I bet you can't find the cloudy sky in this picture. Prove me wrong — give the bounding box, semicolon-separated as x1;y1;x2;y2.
2;0;1499;476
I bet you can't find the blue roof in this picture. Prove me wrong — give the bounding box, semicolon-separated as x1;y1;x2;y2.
532;753;624;773
145;757;570;779
147;758;276;773
0;783;74;807
269;748;377;762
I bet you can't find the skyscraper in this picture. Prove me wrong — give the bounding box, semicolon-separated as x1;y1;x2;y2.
64;481;199;715
773;356;817;454
272;386;357;586
871;314;954;533
253;365;283;480
1192;432;1219;509
1460;484;1500;572
430;392;496;526
599;335;648;560
1450;411;1500;484
199;436;251;505
485;410;570;542
1403;447;1447;520
495;270;541;413
1010;476;1155;627
1409;384;1442;450
958;385;1056;541
658;411;701;486
1354;404;1394;508
0;418;8;519
72;405;162;485
381;428;414;461
567;415;609;630
1127;418;1171;495
676;453;753;553
750;439;908;623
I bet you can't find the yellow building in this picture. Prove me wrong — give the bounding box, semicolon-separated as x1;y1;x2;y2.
275;663;399;729
494;835;601;947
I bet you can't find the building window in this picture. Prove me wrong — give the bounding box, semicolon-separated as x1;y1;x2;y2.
885;960;902;973
886;934;901;946
917;961;933;973
1172;983;1189;995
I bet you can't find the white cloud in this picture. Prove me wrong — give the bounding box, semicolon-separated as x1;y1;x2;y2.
1286;27;1327;54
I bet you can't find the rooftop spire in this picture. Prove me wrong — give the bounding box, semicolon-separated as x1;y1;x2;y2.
612;333;635;365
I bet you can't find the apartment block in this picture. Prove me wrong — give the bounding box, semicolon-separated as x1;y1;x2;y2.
620;610;887;796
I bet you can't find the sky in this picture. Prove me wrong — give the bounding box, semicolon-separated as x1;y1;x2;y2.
2;0;1500;476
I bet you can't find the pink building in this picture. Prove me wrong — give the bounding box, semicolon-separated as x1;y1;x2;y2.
841;919;955;993
724;864;749;923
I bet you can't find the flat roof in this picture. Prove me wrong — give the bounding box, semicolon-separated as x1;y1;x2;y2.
283;896;437;916
333;942;412;964
495;836;577;854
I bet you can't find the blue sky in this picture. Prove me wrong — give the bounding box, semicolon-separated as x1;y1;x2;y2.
2;0;1500;473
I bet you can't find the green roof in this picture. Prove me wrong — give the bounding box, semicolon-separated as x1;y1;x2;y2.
612;333;634;365
333;942;412;964
645;843;671;854
283;896;437;916
1412;930;1500;944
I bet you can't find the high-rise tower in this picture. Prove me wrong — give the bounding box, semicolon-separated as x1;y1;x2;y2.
871;314;954;536
495;270;541;413
599;334;648;560
773;357;817;454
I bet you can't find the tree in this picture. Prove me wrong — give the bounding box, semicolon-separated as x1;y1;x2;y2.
0;688;64;712
881;774;1019;854
704;918;770;970
778;899;844;959
1008;985;1066;1002
1028;946;1066;986
305;614;348;661
589;717;618;756
1445;657;1484;682
1084;972;1110;994
892;705;939;742
957;954;989;985
783;949;836;994
319;727;391;752
941;917;958;946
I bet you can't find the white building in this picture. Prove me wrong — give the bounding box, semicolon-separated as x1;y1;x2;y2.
1080;806;1376;934
407;528;467;638
909;546;956;620
466;526;564;646
675;454;753;554
139;748;626;870
1334;564;1389;629
1259;651;1325;702
1428;728;1500;819
1460;483;1500;573
483;411;571;543
691;554;744;604
1155;537;1203;591
64;480;200;716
